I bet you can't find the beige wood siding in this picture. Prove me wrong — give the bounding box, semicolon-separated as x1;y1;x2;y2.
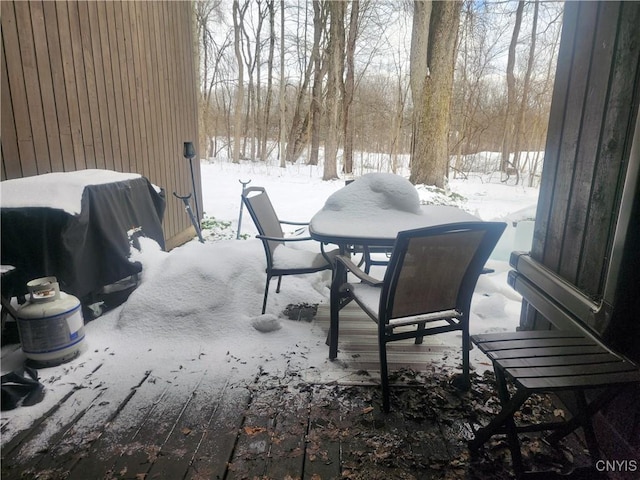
1;0;200;249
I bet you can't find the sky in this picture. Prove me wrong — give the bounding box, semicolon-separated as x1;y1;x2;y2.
0;154;540;456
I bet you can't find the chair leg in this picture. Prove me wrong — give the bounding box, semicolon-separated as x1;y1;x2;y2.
379;336;391;413
262;276;271;314
461;327;471;389
415;322;425;344
275;275;283;293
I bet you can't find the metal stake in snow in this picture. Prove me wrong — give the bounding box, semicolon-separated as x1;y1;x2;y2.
173;192;204;243
236;179;251;239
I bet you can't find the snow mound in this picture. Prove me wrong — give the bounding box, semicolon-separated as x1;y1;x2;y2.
117;239;267;339
251;314;282;332
323;173;421;214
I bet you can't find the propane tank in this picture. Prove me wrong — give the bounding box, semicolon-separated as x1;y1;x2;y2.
16;276;85;367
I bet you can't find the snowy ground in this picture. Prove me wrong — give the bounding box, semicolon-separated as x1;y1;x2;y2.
1;154;540;448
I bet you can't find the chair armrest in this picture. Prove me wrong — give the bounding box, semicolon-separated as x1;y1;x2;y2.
336;255;383;287
256;234;314;243
279;220;309;226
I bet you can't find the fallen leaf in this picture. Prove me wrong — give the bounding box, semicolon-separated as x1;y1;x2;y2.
362;406;374;414
244;426;267;436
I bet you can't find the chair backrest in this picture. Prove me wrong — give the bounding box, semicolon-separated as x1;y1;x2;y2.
242;187;284;265
380;222;506;322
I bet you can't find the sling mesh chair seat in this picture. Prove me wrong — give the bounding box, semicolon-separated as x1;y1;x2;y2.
242;186;338;314
331;221;506;412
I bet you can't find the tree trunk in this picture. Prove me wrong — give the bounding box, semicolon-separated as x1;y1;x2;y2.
308;0;326;166
232;0;246;164
409;0;462;188
342;0;359;174
513;0;538;172
501;0;524;172
278;0;286;167
261;0;275;161
323;0;344;180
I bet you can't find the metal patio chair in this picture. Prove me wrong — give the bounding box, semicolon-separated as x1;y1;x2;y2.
242;186;338;314
332;221;506;412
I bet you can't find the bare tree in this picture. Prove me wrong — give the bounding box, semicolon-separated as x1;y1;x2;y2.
278;0;286;167
501;0;524;173
342;0;360;174
260;0;276;161
308;0;327;166
195;1;231;158
232;0;249;163
512;0;539;174
410;0;462;187
323;0;345;180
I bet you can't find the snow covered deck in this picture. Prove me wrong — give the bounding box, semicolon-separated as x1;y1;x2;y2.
1;304;594;480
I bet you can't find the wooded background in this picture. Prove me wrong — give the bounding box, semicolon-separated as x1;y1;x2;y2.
197;0;563;186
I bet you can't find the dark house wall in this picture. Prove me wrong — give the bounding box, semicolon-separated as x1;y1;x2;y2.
1;1;200;249
524;1;639;469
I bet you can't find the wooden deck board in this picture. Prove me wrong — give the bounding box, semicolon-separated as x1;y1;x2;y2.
1;305;597;479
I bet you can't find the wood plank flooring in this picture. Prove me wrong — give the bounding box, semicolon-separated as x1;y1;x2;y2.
1;304;595;479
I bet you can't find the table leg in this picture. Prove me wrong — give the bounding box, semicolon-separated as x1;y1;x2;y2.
328;255;345;360
328;246;349;360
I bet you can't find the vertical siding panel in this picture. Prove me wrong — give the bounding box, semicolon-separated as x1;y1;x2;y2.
142;2;161;185
105;0;128;172
68;1;95;168
134;1;153;180
165;2;184;231
169;1;185;237
14;1;50;174
4;1;37;176
559;2;619;288
30;1;64;172
158;2;175;236
173;2;189;236
96;0;120;171
157;2;178;236
1;38;22;179
78;0;104;168
532;3;577;264
121;0;143;174
541;2;599;277
85;2;113;169
150;2;167;192
580;2;640;298
43;1;76;172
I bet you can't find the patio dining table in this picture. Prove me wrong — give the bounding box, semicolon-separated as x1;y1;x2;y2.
308;176;479;359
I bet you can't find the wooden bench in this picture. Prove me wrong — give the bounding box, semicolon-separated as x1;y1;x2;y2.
468;253;640;478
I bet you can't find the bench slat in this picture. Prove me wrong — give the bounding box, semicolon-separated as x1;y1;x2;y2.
486;345;605;359
476;337;597;351
517;370;640;390
506;360;637;379
495;353;618;368
471;330;585;343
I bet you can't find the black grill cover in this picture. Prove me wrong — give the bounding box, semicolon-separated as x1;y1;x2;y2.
1;175;165;303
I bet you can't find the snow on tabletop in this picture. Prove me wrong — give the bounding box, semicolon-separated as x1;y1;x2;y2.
323;172;421;214
0;169;141;215
310;173;478;238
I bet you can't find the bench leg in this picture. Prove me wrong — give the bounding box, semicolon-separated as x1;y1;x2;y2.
469;387;529;451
